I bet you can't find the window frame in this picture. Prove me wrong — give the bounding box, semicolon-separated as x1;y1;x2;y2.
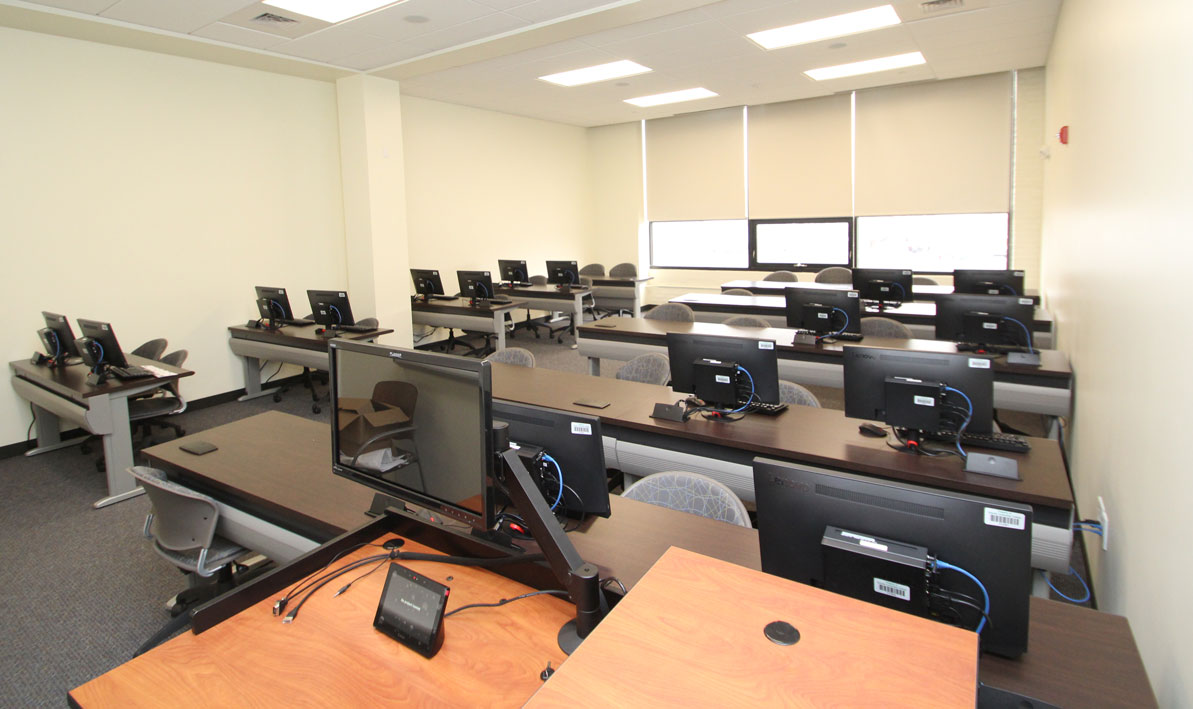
748;216;854;271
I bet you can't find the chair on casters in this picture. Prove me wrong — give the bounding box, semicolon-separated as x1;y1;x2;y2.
131;338;168;361
529;277;573;343
815;267;852;284
779;380;821;408
615;353;671;385
643;303;695;322
129;349;189;445
723;288;754;296
913;276;939;285
579;263;606;277
860;316;913;339
762;271;799;282
622;471;751;528
592;262;638;318
723;315;769;328
485;347;536;368
129;465;248;654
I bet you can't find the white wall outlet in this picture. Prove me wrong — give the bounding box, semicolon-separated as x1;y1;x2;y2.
1097;496;1109;551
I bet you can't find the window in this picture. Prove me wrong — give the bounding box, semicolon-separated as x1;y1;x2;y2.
750;217;852;270
855;213;1009;272
650;220;748;269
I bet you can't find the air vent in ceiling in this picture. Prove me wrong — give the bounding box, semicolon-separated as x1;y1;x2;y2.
921;0;964;14
217;4;330;39
252;12;299;24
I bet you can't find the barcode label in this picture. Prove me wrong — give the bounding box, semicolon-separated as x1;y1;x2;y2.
758;341;775;350
715;375;731;384
1019;298;1032;305
913;395;935;407
847;292;859;298
984;507;1026;530
983;322;998;330
570;422;592;436
968;358;991;369
279;288;285;294
874;578;911;601
817;313;829;320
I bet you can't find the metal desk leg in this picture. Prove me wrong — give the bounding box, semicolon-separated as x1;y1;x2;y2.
588;357;601;376
237;354;280;402
493;311;507;351
571;296;584;336
632;281;644;318
93;394;145;509
24;404;89;456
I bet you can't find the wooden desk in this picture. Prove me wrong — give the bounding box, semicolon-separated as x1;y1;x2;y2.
670;292;1055;347
721;278;1041;304
10;355;193;508
69;533;573;708
527;547;979;706
577;317;1072;417
495;284;591;338
227;322;393;401
409;296;524;353
138;412;1152;707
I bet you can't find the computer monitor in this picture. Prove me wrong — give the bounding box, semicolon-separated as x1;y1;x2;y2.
784;288;862;336
493;401;611;519
753;457;1033;658
546;260;579;287
254;286;296;327
456;270;496;302
76;319;133;369
935;294;1037;352
329;341;496;532
843;345;994;436
498;259;529;285
953;269;1025;297
666;332;781;409
853;268;913;307
307;290;356;328
38;311;79;365
410;269;446;300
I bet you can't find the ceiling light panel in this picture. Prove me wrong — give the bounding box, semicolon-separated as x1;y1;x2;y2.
624;87;717;107
262;0;405;24
748;5;902;50
805;51;926;80
540;60;652;86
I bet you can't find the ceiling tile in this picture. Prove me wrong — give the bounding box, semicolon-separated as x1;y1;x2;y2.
356;0;497;40
22;0;120;14
191;21;291;50
339;12;529;69
100;0;256;34
272;24;392;63
503;0;623;25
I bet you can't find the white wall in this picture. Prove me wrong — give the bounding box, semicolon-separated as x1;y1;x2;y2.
1041;1;1193;705
400;96;591;277
0;27;347;448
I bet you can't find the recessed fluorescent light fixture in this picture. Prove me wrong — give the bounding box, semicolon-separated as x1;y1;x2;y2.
624;88;717;108
748;5;901;50
261;0;403;23
805;51;925;81
540;60;652;87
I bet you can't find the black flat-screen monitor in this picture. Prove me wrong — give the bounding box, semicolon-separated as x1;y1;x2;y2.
753;457;1032;658
76;319;133;369
493;401;611;518
409;269;446;298
255;286;297;324
843;345;994;435
307;290;356;328
329;341;496;532
784;288;862;336
498;260;529;284
935;294;1037;351
39;311;80;362
457;270;496;301
546;260;579;287
853;268;913;306
953;269;1025;297
666;332;780;408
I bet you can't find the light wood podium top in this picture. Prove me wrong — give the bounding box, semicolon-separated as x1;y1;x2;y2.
527;547;979;707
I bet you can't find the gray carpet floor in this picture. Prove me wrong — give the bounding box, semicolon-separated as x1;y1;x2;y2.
0;328;1082;706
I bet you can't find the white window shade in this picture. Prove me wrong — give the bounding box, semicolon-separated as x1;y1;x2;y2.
856;213;1009;271
747;94;852;218
855;72;1012;216
645;108;745;221
651;220;748;269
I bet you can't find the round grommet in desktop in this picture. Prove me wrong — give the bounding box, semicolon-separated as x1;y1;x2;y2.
764;620;800;646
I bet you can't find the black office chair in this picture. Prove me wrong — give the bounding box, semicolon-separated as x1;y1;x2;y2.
131;338;168;361
129;349;188;445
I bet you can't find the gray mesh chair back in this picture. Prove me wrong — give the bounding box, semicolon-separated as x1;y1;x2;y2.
609;262;637;278
643;303;695;322
615;353;671;385
815;267;853;284
762;271;799;282
723;315;769;328
485;347;536;368
622;471;751;528
579;263;606;276
723;288;754;296
529;275;548;285
779;380;821;408
913;276;939;285
355;317;379;329
860;316;914;339
131;338;168;361
128;466;245;577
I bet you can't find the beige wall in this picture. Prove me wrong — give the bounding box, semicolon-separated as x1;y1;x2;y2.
0;26;347;447
1041;1;1193;705
400;96;591;279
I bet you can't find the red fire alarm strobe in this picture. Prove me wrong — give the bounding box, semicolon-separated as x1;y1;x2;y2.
1058;126;1069;144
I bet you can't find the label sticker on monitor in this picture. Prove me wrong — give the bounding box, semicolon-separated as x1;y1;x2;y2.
817;313;829;320
758;341;774;350
984;507;1026;530
338;292;347;297
847;291;859;298
874;578;911;601
1013;271;1024;276
279;289;285;294
901;270;912;275
570;422;592;436
983;322;998;330
715;374;732;384
1019;298;1032;305
860;539;888;552
968;358;992;369
913;396;935;407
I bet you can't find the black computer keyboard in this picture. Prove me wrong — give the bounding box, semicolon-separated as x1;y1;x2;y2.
829;332;864;342
956;343;1028;355
958;431;1031;453
109;365;155;379
431;294;457;301
489;297;513;304
280;318;314;327
336;324;375;333
749;402;788;416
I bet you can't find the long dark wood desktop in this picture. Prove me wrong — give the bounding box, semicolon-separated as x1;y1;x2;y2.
227;321;393;401
721;278;1041;304
494;284;591;337
577;317;1072;418
10;355;193;508
137;411;1154;707
409;296;524;352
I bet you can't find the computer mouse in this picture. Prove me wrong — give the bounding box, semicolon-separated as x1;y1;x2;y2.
858;423;887;438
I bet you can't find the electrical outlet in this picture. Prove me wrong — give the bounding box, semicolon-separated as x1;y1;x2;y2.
1097;496;1109;551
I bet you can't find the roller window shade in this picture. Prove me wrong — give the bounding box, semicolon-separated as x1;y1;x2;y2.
646;107;745;221
747;94;852;218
